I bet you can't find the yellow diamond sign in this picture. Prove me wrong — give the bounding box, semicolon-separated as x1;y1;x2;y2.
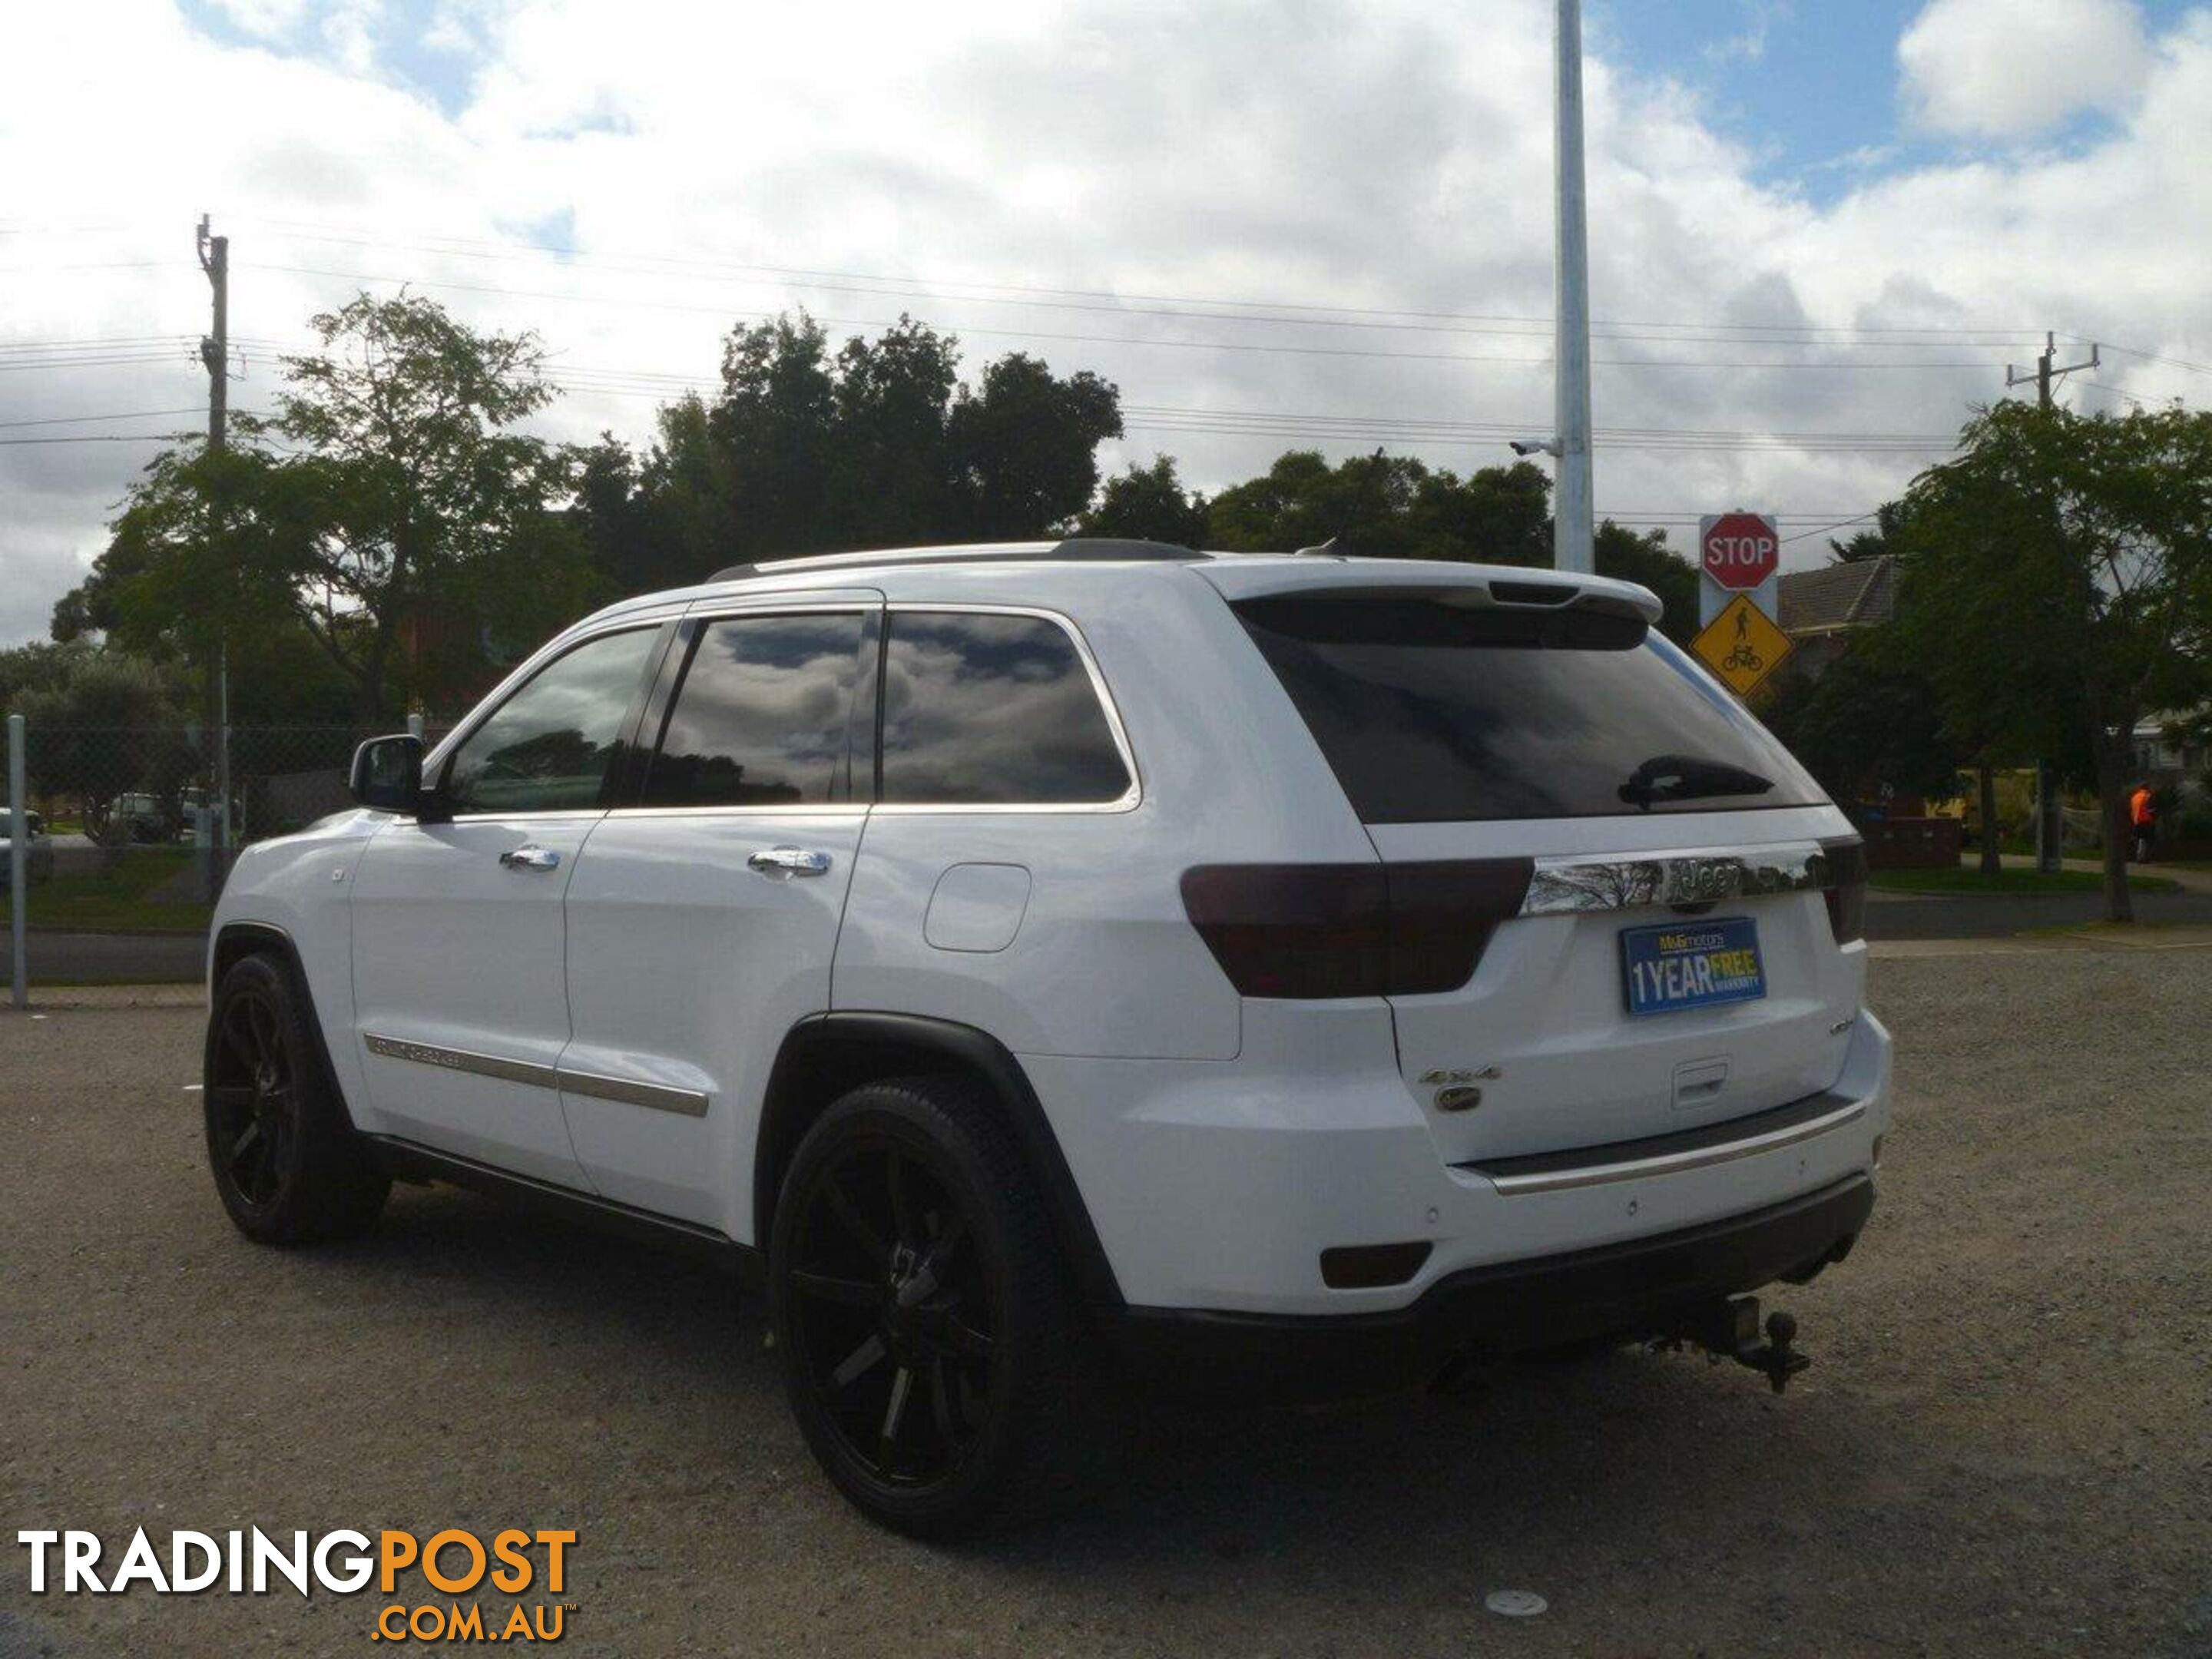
1691;593;1793;697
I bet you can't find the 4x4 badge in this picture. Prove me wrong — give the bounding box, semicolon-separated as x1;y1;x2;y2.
1420;1065;1500;1114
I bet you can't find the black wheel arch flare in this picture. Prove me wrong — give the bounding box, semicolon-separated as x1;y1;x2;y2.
209;922;363;1135
758;1012;1125;1311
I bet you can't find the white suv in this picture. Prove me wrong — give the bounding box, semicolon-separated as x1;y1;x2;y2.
203;538;1889;1535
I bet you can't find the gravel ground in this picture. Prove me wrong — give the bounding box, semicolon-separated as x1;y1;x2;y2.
2;950;2207;1657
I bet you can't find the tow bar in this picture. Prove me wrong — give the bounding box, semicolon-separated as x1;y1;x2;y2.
1659;1296;1811;1394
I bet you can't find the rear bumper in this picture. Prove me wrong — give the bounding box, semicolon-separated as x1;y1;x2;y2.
1103;1174;1875;1404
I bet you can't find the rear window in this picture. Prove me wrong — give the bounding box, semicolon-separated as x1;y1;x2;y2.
1233;593;1824;823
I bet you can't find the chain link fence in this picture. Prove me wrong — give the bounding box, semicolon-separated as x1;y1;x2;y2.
5;718;445;995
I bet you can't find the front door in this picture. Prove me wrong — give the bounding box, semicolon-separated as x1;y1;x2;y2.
560;607;878;1232
350;624;664;1187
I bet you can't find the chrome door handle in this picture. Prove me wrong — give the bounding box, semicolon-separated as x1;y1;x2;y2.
498;845;561;871
747;846;833;878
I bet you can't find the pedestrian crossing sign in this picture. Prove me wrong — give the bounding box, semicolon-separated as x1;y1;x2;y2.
1691;593;1793;697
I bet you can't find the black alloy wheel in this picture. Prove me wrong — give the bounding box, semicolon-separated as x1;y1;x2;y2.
207;981;297;1211
203;952;389;1243
770;1078;1096;1537
784;1135;999;1489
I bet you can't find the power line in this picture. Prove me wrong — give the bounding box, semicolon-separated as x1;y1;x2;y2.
241;218;2041;339
228;227;2040;351
0;407;204;429
2091;340;2212;379
1779;509;1885;545
0;433;190;445
242;260;2007;372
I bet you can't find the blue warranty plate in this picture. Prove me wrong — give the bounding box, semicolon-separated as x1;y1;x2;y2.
1620;916;1767;1017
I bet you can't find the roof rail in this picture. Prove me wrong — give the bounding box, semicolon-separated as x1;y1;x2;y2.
709;537;1203;584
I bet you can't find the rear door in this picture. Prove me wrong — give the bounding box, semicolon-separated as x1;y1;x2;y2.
558;602;879;1230
1224;579;1863;1164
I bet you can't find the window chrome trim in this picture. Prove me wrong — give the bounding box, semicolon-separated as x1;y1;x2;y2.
600;803;873;821
1519;842;1837;917
869;602;1144;816
363;1033;710;1118
1482;1099;1867;1196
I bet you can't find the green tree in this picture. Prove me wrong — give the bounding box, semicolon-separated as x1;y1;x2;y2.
1892;402;2212;920
1830;500;1913;563
14;650;195;842
1757;651;1962;812
1078;456;1210;545
1206;449;1435;556
1593;522;1699;645
947;351;1121;538
65;293;598;721
1199;450;1698;639
580;313;1128;588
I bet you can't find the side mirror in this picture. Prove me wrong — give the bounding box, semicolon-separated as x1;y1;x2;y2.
349;733;425;813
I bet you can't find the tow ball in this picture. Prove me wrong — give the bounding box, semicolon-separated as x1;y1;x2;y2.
1658;1296;1811;1394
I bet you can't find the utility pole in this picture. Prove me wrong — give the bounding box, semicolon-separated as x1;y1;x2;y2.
198;215;227;452
1551;0;1595;574
197;216;232;884
2006;331;2098;876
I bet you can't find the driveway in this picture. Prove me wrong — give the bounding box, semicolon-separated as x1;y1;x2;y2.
2;946;2205;1657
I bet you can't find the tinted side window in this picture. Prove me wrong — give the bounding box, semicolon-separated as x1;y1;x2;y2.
444;628;658;815
643;612;876;808
880;612;1131;805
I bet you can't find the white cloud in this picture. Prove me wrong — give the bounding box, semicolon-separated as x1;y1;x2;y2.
1707;0;1791;65
0;0;2208;652
204;0;314;38
1899;0;2154;138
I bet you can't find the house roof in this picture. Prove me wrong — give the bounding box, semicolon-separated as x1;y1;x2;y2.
1779;555;1896;636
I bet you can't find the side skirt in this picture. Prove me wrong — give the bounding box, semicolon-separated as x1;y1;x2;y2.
369;1135;757;1271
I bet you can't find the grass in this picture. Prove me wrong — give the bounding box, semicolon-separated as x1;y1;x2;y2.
1873;866;2179;896
0;846;214;933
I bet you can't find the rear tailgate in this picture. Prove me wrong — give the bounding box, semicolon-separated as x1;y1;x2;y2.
1220;571;1866;1164
1369;817;1861;1161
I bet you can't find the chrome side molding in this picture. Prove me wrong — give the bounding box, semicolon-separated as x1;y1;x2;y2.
555;1067;710;1118
363;1033;557;1091
1520;842;1836;916
362;1033;709;1118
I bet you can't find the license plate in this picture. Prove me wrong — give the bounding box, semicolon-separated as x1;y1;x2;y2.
1620;916;1766;1017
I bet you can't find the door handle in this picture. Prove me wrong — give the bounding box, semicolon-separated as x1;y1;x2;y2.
498;845;561;871
747;846;833;878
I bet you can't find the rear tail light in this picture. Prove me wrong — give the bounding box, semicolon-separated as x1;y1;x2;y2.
1819;836;1869;945
1179;859;1534;999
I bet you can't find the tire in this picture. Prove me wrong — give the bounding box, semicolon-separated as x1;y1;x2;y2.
203;952;389;1244
769;1076;1097;1538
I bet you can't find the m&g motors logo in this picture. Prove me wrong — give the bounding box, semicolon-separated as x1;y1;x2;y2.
17;1526;575;1645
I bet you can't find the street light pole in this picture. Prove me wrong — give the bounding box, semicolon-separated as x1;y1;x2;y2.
1551;0;1596;575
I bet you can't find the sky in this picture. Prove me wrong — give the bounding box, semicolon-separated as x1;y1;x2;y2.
3;0;2209;647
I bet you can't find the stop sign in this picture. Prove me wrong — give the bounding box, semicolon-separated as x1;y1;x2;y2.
1700;512;1779;591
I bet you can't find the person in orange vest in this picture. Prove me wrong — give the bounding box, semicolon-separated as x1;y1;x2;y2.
2129;782;2157;863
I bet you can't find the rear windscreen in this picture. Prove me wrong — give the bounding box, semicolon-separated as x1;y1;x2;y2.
1233;594;1826;823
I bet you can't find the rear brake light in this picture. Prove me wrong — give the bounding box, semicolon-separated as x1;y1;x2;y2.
1819;836;1869;945
1180;859;1533;999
